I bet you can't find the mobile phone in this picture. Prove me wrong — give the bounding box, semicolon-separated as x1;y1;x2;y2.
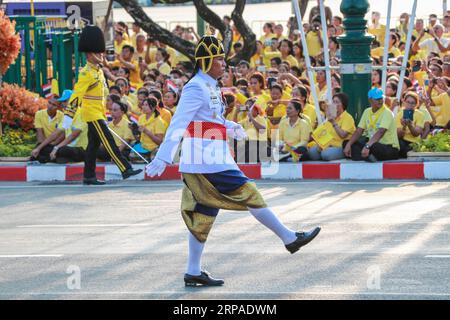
412;61;421;72
267;77;277;88
403;109;414;121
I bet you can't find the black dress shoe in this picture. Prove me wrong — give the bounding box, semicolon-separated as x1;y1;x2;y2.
83;178;106;185
122;168;143;180
184;270;224;287
285;227;321;254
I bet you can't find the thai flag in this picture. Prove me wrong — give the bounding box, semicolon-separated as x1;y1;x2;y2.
105;111;113;123
166;79;179;94
42;83;52;99
129;113;139;124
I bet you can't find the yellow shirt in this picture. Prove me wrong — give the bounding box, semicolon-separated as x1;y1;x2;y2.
67;62;108;122
254;93;272;111
121;93;139;116
114;40;131;54
431;92;450;127
371;46;402;59
260;33;276;48
368;24;386;44
111;59;141;87
138;114;167;151
308;84;328;104
279;116;312;149
148;62;171;76
109;117;134;147
328;111;356;147
34;109;64;138
282;55;299;68
59;110;88;150
262;48;281;68
358;106;400;149
303;103;319;129
239;115;267;141
395;108;425;143
419;104;433;123
306;31;322;58
158;107;172;126
250;53;264;69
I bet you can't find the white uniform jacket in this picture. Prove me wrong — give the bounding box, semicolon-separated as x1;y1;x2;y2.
155;70;240;173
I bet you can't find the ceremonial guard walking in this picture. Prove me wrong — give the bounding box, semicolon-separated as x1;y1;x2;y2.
62;26;142;185
146;36;321;286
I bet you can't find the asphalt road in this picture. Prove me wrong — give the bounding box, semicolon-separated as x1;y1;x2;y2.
0;180;449;300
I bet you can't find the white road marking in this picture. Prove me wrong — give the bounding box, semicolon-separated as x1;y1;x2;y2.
17;224;152;228
0;255;63;258
425;255;450;258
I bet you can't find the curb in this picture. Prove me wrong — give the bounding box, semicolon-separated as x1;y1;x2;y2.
0;161;449;181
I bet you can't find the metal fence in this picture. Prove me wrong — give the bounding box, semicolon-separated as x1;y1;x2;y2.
3;16;85;97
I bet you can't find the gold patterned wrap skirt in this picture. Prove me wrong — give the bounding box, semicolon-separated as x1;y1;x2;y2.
181;170;267;243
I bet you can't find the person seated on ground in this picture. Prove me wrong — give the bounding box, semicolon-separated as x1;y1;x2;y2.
237;98;267;163
33;96;64;145
308;92;356;161
395;92;425;158
266;83;288;135
115;77;139;116
131;97;167;161
291;85;318;129
98;101;134;162
48;109;88;164
277;99;312;162
428;76;450;129
30;97;65;163
57;89;73;110
343;88;400;162
148;89;172;125
163;90;178;115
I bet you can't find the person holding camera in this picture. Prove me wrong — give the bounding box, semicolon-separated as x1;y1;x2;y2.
412;24;450;57
236;98;267;163
306;16;323;59
428;76;450;129
395;92;425;158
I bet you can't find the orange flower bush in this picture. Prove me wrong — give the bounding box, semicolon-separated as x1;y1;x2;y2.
0;83;47;131
0;10;21;75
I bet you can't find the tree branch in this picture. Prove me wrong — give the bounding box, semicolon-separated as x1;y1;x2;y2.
192;0;233;56
115;0;195;61
230;0;256;64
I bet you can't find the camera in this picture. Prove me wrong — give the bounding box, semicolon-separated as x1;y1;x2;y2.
267;77;278;88
106;48;115;62
129;121;140;136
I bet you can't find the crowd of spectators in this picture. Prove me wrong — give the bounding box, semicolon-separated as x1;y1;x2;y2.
32;0;450;164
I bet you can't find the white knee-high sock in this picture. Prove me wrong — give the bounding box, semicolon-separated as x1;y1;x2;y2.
248;207;297;245
186;233;204;276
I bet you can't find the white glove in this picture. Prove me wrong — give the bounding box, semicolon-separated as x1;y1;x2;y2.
227;123;247;141
145;158;168;177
